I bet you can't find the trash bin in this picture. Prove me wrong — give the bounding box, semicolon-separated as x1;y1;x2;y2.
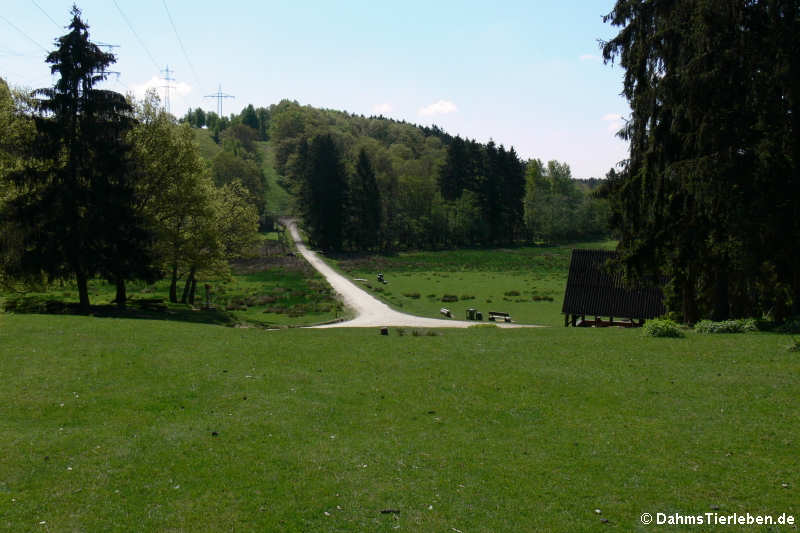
476;311;483;321
466;308;476;320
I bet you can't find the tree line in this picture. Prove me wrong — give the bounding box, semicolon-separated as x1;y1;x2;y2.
0;7;259;312
600;0;799;322
235;100;611;252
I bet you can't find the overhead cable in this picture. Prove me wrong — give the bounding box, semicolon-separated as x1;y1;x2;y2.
0;14;49;53
162;0;201;86
112;0;160;70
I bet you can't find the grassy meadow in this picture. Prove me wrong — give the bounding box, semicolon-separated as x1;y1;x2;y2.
2;239;798;531
1;315;797;531
334;241;616;326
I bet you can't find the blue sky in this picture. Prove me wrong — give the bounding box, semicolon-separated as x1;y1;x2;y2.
2;1;629;178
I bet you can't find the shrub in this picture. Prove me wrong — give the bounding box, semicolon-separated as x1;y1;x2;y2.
644;319;684;338
504;290;521;297
694;319;758;334
776;317;800;334
441;294;459;303
403;292;421;299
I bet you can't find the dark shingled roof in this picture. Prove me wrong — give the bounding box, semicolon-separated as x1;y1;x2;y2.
561;249;665;319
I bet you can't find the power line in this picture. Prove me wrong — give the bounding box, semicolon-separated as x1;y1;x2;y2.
0;14;49;53
112;0;160;70
31;0;61;29
161;0;200;86
204;84;235;117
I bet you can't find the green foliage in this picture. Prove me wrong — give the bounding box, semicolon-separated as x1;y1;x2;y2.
128;93;259;305
211;150;267;216
694;319;758;334
602;1;800;322
789;338;800;352
1;8;155;311
524;158;609;243
643;318;684;338
348;148;381;250
297;134;348;251
775;317;800;334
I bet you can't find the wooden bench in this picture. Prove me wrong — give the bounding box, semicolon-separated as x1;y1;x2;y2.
488;311;512;323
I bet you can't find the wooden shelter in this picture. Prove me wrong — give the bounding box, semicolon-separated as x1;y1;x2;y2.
561;249;665;327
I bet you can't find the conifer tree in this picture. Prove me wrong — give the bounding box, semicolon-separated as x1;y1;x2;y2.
2;6;156;311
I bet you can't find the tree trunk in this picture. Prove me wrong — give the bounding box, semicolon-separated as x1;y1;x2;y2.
76;270;90;314
115;278;126;310
169;263;179;303
181;266;196;304
188;277;197;306
682;276;698;325
711;268;730;321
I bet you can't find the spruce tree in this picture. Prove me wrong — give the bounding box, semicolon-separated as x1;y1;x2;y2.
602;0;799;322
3;6;156;311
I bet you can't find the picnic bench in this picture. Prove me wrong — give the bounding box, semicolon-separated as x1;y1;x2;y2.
488;311;512;323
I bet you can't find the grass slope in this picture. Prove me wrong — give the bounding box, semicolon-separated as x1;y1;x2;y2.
1;314;796;531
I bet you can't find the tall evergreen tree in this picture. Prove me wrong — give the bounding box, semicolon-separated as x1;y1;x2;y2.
439;136;469;201
300;134;348;251
350;148;381;250
602;0;799;322
2;6;156;311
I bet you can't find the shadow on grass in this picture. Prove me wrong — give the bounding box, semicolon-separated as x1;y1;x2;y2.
3;296;235;326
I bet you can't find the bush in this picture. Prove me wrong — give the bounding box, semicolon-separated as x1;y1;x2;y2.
776;317;800;334
504;290;521;297
644;319;684;338
441;294;459;303
788;337;800;352
403;292;421;299
694;319;758;334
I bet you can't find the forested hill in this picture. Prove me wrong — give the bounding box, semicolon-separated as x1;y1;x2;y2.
182;100;610;251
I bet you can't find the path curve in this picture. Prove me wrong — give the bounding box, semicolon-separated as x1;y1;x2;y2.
284;219;534;329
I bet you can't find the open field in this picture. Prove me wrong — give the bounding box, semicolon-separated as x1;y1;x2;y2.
334;242;616;326
1;314;797;531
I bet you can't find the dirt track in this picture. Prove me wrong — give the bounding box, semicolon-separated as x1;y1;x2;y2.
285;220;535;329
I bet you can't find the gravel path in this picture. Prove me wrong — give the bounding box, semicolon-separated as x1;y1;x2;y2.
285;220;536;329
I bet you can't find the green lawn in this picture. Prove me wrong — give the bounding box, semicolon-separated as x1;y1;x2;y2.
334;241;616;326
1;314;796;531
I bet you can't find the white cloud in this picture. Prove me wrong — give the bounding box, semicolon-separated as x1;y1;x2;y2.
372;103;392;115
130;76;162;99
418;99;458;117
130;76;192;101
580;54;602;62
602;113;625;133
